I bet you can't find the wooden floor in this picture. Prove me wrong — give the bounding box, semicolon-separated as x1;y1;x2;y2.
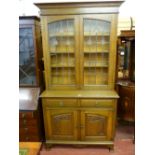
19;142;42;155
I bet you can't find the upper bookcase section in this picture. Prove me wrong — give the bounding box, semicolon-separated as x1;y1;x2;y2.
34;0;124;15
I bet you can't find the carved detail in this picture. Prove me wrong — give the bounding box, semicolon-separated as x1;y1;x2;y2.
53;114;71;122
87;115;105;122
52;113;72;135
86;114;107;136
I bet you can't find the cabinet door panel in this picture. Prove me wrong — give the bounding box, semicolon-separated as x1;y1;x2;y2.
43;16;79;89
81;109;113;141
44;108;78;141
80;14;117;89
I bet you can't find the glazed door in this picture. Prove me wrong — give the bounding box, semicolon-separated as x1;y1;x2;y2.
80;109;113;141
43;16;80;90
45;109;78;141
19;26;37;86
80;15;117;89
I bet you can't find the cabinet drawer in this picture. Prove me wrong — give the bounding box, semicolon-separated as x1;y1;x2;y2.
81;99;114;108
43;99;78;107
19;119;37;127
19;126;39;135
19;111;35;119
19;135;40;142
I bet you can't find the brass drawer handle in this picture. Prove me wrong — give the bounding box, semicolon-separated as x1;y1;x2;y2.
24;127;28;131
95;101;99;106
23;120;27;125
59;101;64;106
22;113;25;118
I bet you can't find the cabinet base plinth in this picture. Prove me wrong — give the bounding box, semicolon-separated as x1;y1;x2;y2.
45;140;114;149
45;143;53;149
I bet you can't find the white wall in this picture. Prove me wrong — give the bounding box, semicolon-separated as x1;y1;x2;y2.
118;0;135;35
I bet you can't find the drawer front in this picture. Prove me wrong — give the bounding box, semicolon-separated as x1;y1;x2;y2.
19;135;40;142
19;111;35;119
19;119;37;127
43;99;78;107
80;99;114;108
19;126;39;135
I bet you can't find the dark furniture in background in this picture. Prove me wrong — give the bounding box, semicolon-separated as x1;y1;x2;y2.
116;30;135;122
19;88;44;141
19;16;44;89
117;81;135;122
19;16;44;142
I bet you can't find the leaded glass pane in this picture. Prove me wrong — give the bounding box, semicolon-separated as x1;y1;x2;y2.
19;28;36;85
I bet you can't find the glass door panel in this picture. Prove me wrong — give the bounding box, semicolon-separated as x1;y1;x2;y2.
83;18;111;86
19;28;36;85
48;19;76;86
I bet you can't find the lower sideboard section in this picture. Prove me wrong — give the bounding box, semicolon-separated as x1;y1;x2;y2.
42;97;117;148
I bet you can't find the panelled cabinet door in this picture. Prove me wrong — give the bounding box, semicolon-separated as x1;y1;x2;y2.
80;109;113;141
80;15;117;89
43;16;80;90
45;109;78;141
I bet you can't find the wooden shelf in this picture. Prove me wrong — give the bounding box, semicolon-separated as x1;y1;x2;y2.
84;51;109;53
84;32;110;37
49;33;74;38
50;51;74;54
51;65;75;68
84;42;109;45
84;74;108;77
84;65;108;68
84;62;108;67
52;73;75;76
